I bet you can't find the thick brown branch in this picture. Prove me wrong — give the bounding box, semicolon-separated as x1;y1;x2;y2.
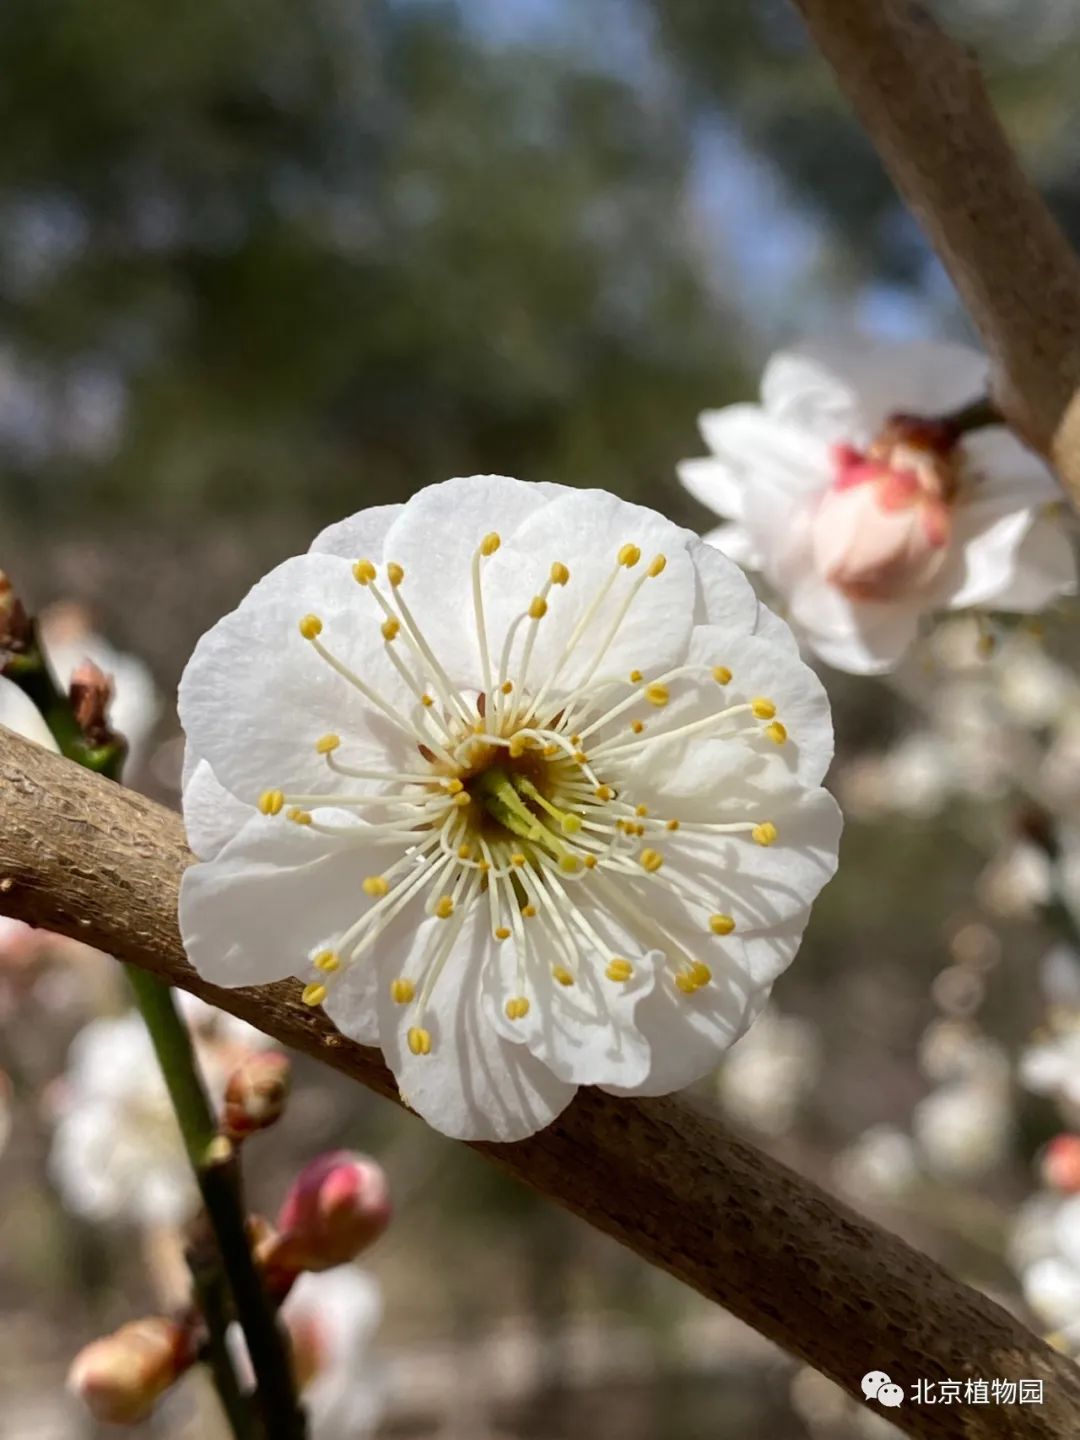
2;726;1079;1437
791;0;1080;505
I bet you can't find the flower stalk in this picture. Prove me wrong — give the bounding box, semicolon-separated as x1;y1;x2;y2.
7;587;304;1440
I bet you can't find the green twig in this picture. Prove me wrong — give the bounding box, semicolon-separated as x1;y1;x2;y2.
7;607;304;1438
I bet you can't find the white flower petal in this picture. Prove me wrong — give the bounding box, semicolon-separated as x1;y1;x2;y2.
961;430;1064;509
309;503;405;560
182;748;254;861
0;677;59;752
179;552;414;806
937;504;1034;610
688;535;763;634
989;513;1077;612
481;902;663;1090
697;404;831;496
701;522;764;570
752;598;801;655
677;456;747;521
180;814;389;993
760;348;862;439
373;906;576;1142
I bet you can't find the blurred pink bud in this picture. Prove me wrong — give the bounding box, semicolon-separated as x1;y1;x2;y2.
269;1151;390;1276
1042;1134;1080;1193
812;422;957;601
222;1050;292;1140
68;1318;190;1424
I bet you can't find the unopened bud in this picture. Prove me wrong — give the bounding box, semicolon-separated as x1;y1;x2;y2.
222;1050;292;1140
68;659;116;744
1042;1134;1080;1194
267;1151;390;1277
0;573;31;662
68;1318;190;1424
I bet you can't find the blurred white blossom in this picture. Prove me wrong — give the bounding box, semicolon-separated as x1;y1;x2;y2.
718;1006;821;1136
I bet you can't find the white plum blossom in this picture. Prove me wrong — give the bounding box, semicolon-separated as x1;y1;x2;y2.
678;341;1076;673
1012;1193;1080;1343
282;1268;383;1439
49;1005;266;1226
718;1005;821;1136
178;477;842;1142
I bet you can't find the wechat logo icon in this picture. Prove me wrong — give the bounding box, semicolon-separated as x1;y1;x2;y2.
862;1371;904;1408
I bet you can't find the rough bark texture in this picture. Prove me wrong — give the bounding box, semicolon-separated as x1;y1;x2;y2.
791;0;1080;506
2;727;1079;1436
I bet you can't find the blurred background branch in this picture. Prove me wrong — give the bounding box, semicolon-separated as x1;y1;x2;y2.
2;724;1079;1439
789;0;1080;501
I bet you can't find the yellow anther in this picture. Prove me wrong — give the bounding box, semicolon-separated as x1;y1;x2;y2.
560;813;582;834
573;749;588;764
315;733;340;755
752;822;778;847
505;996;530;1021
444;777;464;794
528;596;548;620
390;977;415;1004
434;895;455;919
552;966;575;987
313;950;341;972
559;855;580;874
302;982;328;1007
709;913;735;936
363;875;389;898
259;789;285;816
457;842;473;860
751;697;777;720
583;854;597;870
494;925;511;941
674;972;696;994
629;669;643;683
407;1026;432;1056
299;614;323;640
644;682;669;708
647;554;667;578
511;853;527;867
478;859;491;873
618;543;641;568
594;784;614;801
521;903;537;918
690;961;712;988
287;808;312;825
765;721;788;745
500;680;514;695
550;561;570;585
666;818;680;831
386;562;405;587
571;734;582;746
508;737;526;758
630;720;644;735
635;804;649;817
452;791;471;808
480;532;501;557
713;665;732;685
381;617;400;642
352;559;377;585
606;958;633;982
543;743;559;757
639;848;663;873
421;693;435;707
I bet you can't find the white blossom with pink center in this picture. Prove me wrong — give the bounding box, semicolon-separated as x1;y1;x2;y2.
678;340;1077;673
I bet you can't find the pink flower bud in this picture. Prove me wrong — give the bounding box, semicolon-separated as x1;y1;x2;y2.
68;1318;190;1424
222;1050;292;1140
269;1151;390;1276
812;422;958;602
1042;1134;1080;1193
69;659;116;745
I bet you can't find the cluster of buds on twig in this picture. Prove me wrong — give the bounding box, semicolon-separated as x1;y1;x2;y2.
0;569;129;775
68;1029;391;1427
